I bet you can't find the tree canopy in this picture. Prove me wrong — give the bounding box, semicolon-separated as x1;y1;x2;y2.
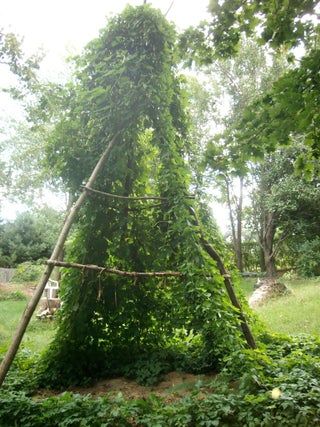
0;207;61;267
0;29;41;96
208;0;319;55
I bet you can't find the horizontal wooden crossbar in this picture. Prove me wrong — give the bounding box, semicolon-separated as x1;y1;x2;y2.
47;260;182;278
82;185;195;201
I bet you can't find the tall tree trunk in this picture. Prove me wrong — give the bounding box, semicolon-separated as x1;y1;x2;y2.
259;246;266;272
235;176;244;272
261;212;277;277
225;177;244;272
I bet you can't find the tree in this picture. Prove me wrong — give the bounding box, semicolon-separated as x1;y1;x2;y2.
179;1;320;167
208;0;319;55
0;207;62;267
0;29;41;95
234;48;320;174
202;38;286;271
198;1;320;171
248;144;320;276
183;76;217;188
179;0;319;62
0;29;45;211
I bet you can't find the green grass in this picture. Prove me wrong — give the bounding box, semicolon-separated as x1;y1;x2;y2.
240;277;320;336
0;299;55;353
238;277;256;298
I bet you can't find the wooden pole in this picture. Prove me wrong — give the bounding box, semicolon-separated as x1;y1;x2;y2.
0;134;118;387
189;207;257;349
46;260;182;278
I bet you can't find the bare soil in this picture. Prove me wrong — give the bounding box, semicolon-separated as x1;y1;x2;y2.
36;371;216;402
0;282;36;298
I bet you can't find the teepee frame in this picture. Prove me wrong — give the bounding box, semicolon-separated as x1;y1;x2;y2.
0;132;256;387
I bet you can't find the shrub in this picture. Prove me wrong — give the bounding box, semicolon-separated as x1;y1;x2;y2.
10;261;44;283
296;237;320;277
0;290;26;301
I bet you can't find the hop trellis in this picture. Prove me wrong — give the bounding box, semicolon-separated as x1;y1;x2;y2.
0;5;255;388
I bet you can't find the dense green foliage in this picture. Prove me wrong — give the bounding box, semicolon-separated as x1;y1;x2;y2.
2;276;320;426
208;0;319;55
0;207;61;267
182;2;320;274
179;0;319;63
246;145;320;273
10;261;43;283
296;238;320;277
2;3;320;425
0;207;60;267
38;6;249;388
0;29;41;95
233;49;320;175
2;334;320;426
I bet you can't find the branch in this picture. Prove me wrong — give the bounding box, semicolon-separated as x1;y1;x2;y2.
263;212;276;241
46;260;182;278
270;228;291;259
82;186;195;201
225;179;237;247
164;0;175;16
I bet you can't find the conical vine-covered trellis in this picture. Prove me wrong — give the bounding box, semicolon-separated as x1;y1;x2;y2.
0;5;255;387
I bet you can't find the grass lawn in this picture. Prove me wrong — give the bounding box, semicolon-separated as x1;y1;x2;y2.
0;299;55;353
240;276;320;336
1;277;319;357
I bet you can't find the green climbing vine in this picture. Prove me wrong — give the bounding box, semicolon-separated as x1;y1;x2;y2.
39;5;248;387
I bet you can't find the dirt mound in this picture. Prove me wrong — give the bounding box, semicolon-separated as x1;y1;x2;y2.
36;371;216;401
249;278;290;308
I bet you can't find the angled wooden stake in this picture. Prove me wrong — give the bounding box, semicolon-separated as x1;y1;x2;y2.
0;134;119;387
189;207;256;349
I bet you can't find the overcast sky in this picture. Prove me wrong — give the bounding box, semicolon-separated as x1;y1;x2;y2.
1;0;209;68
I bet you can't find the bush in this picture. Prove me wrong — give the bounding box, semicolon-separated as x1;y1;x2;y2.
11;261;43;283
296;237;320;277
123;354;171;386
0;290;26;301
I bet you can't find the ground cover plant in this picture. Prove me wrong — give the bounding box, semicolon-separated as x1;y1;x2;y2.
1;332;320;426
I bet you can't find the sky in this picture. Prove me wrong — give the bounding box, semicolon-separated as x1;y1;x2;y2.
1;0;210;60
0;0;229;230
